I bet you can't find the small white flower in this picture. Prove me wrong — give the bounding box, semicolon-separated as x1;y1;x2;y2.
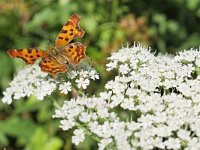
98;138;113;150
174;48;200;62
109;94;123;108
90;112;98;120
121;98;135;110
60;119;75;131
177;129;191;141
67;70;78;79
53;109;65;118
2;88;13;104
195;56;200;66
84;97;98;108
72;129;85;145
96;105;109;118
79;112;91;123
59;81;72;94
89;69;99;80
177;82;192;97
106;60;117;71
75;77;89;89
186;137;200;150
34;80;57;100
119;64;131;74
164;138;181;149
79;69;89;78
89;121;99;133
99;91;112;100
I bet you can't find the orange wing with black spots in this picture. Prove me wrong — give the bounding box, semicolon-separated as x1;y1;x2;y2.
64;42;86;65
7;48;44;64
54;13;85;47
7;13;86;77
39;57;67;77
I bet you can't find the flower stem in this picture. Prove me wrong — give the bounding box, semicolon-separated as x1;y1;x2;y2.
53;99;62;109
75;122;101;142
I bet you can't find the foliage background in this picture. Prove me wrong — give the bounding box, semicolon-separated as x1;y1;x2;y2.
0;0;199;149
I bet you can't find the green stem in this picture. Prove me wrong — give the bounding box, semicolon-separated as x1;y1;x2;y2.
69;79;85;96
75;122;101;142
53;99;62;109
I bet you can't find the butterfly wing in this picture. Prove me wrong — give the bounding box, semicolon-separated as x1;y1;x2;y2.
64;42;86;65
7;48;45;64
54;13;85;47
39;57;67;77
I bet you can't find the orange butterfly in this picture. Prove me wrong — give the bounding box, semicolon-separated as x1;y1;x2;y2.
7;13;86;77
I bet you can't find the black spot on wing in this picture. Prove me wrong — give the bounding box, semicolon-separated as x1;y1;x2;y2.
65;22;69;26
69;45;73;49
43;58;47;63
61;29;68;33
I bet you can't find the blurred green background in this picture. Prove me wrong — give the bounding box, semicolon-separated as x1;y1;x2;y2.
0;0;199;149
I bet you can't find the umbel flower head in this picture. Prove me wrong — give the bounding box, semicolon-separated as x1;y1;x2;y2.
3;43;200;150
2;64;99;104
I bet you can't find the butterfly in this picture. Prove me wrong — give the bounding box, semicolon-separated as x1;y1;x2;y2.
7;13;86;77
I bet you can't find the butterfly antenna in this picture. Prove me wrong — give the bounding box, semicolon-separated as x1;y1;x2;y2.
47;33;51;47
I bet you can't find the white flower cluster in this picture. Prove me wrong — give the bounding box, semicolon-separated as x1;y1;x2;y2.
53;44;200;149
2;65;99;104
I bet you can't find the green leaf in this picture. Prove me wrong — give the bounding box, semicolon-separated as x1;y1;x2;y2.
0;116;36;145
152;14;167;34
186;0;200;11
0;52;13;89
37;101;52;122
87;47;103;60
0;132;8;146
84;16;98;34
27;127;63;150
26;8;57;30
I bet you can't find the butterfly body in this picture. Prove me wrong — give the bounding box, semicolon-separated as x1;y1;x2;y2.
44;46;66;64
7;13;86;77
